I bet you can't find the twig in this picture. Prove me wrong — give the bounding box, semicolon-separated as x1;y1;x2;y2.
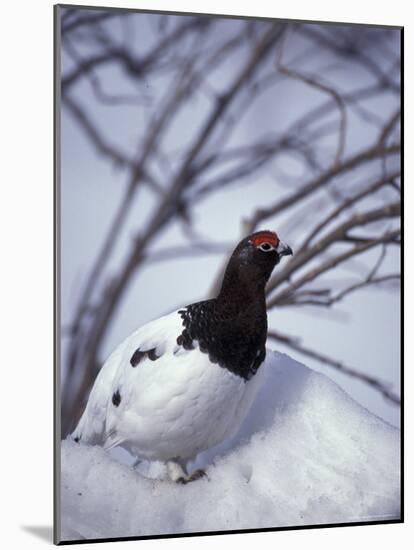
284;274;400;307
276;30;347;168
267;202;400;297
246;143;400;233
62;17;211;90
269;228;400;307
299;171;400;251
268;330;400;404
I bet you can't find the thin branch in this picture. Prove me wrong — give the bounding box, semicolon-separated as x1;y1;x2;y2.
378;109;401;146
286;274;400;307
246;143;400;232
299;171;400;251
276;30;347;168
269;228;400;307
62;93;131;168
267;202;400;297
61;17;211;90
268;330;400;404
299;25;400;93
62;12;121;34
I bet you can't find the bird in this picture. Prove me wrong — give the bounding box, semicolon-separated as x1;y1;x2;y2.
71;230;293;483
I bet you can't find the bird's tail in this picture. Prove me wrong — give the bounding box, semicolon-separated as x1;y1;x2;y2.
69;391;108;446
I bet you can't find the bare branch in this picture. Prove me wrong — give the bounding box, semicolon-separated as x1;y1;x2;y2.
268;330;400;404
62;11;121;35
246;143;400;232
299;171;400;251
62;93;131;168
62;17;212;90
378;109;401;146
299;25;400;93
267;202;400;297
288;274;400;307
269;228;400;307
276;30;347;168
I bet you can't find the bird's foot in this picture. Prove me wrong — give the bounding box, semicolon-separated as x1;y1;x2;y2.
167;460;207;484
176;469;207;484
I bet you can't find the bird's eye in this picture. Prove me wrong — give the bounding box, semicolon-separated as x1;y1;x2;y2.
258;242;273;252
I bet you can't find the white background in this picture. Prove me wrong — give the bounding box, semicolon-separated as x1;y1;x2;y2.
0;0;410;549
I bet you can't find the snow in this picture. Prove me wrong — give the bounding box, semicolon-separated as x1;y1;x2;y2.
60;351;400;542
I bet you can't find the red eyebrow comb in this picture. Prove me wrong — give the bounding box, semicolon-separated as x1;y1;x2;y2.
251;231;279;247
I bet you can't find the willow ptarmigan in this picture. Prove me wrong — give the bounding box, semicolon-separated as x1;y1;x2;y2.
72;230;293;483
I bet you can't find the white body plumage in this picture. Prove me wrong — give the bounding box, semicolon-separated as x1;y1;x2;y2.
72;310;265;465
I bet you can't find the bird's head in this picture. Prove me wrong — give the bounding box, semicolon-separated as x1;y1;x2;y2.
221;230;293;295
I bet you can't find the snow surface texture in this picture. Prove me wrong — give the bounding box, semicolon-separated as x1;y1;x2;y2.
60;351;400;541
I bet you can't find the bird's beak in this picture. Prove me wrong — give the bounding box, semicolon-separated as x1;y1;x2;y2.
276;240;293;257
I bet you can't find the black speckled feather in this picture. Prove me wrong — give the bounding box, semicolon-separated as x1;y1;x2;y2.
176;300;266;380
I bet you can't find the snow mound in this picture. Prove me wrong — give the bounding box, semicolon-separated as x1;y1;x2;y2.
60;351;400;541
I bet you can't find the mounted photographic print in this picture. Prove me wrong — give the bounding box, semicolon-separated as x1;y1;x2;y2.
54;4;403;545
